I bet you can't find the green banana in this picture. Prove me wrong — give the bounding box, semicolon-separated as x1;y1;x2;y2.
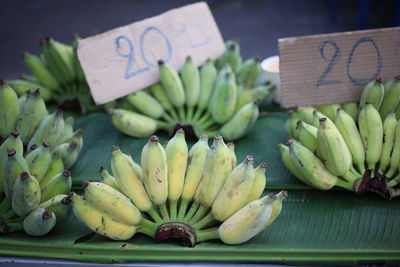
358;102;383;170
0;131;23;194
217;43;242;73
236;57;260;87
7;79;52;102
57;141;79;169
25;142;52;182
63;128;83;153
23;208;56;236
17;90;30;109
245;162;267;204
20;73;39;83
11;172;41;217
296;120;318;154
341;102;359;122
42;38;74;84
295;106;314;125
23;52;58;90
158;60;185;108
359;79;384;110
99;166;120;191
210;71;237;124
40;150;64;188
277;143;310;186
148;83;178;119
197;59;217;112
385;119;400;178
40;170;72;202
227;142;237;170
125;90;164;119
39;194;71;222
379;76;400;119
71;34;86;82
379;112;398;174
181;56;201;120
3;149;29;198
315;104;341;121
58;116;74;144
311;109;334;128
0;81;20;137
287;109;301;139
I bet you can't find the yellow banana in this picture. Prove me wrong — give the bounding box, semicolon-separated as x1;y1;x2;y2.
277;143;310;186
99;166;120;191
226;142;237;170
245;162;267;204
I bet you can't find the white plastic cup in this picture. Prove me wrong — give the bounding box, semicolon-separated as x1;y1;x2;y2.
261;55;280;103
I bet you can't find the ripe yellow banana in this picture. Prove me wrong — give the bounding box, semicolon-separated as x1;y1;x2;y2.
385;119;400;178
227;142;237;170
245;162;267;204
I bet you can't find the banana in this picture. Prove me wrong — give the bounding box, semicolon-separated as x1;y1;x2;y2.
358;102;383;170
341;102;359;122
23;52;58;90
199;136;233;208
277;143;310;186
296;120;318;154
158;60;185;108
262;190;287;229
217;43;242;73
99;166;120;191
82;181;141;225
334;108;365;174
17;90;30;109
316;117;352;176
245;162;267;204
181;56;201;119
40;170;72;203
23;208;56;237
227;142;237;170
110;146;153;213
235;83;253;112
63;128;84;153
24;142;52;182
42;38;74;84
236;57;260;87
0;131;23;194
217;193;276;245
39;194;71;222
379;112;398;174
20;74;39;83
197;59;217;112
295;106;314;125
311;109;334;128
220;101;259;141
57;141;80;169
11;172;41;217
58;116;74;144
210;70;237;124
315;104;341;120
385;119;400;178
0;81;20;137
249;84;272;102
287;109;300;138
70;192;137;241
71;34;86;82
40;150;64;187
3;149;29;198
165;129;188;219
7;79;52;102
359;79;384;110
28;110;65;150
212;155;254;221
141;136;168;206
16;89;48;144
125;90;164;119
379;76;400;119
148;83;178;120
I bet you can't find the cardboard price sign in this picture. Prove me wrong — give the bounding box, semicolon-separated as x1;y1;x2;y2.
77;2;225;104
278;27;400;108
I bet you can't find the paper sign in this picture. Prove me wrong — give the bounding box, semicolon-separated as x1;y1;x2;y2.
77;2;225;104
278;27;400;108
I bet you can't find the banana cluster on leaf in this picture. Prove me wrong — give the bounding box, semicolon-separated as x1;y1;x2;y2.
110;39;274;141
278;77;400;199
71;129;286;246
8;35;97;113
0;83;83;235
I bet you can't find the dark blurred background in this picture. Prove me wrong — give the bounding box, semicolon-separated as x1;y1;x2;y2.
1;0;399;79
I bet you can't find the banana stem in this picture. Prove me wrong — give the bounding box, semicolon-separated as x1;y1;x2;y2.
1;221;23;234
169;199;178;220
156;120;173;132
189;205;209;225
335;178;354;191
192;213;216;230
138;218;157;237
196;228;219;243
198;118;217;131
178;107;186;124
183;201;200;221
198;111;212;125
387;176;400;187
192;107;204;122
161;113;174;125
167;108;179;121
0;198;11;214
187;107;194;123
385;167;396;179
1;209;16;220
158;203;170;221
177;199;189;221
146;207;163;224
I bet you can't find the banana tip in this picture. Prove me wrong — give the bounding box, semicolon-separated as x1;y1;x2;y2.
99;166;106;172
111;145;119;152
260;162;267;168
10;130;20;138
42;210;53;220
30;144;38;151
63;170;71;177
285;139;293;146
81;180;90;189
245;155;254;162
20;172;29;180
42;141;50;148
150;135;159;142
7;149;16;157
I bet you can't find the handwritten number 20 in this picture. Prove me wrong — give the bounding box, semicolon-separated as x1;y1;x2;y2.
316;37;382;87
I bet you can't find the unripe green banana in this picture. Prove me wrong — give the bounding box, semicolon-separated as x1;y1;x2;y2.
287;110;300;138
236;57;261;87
379;77;400;119
311;109;334;128
20;73;39;83
11;172;41;217
220;101;259;141
341;102;359;122
315;104;341;121
82;181;141;225
199;136;233;208
0;81;20;137
334;108;365;174
25;142;52;182
217;44;242;73
316;117;352;176
40;170;72;203
16;90;48;144
210;71;237;124
235;84;253;112
0;131;23;194
23;208;56;237
70;192;137;241
39;194;71;221
3;149;29;198
7;79;52;102
148;83;175;112
385;119;400;178
197;59;217;111
110;146;153;213
296;120;318;154
141;136;168;206
166;129;188;219
158;60;185;108
17;90;30;109
125;90;164;119
296;106;314;125
181;56;201;110
359;79;384;110
378;112;398;174
28;110;65;150
57;141;80;169
249;84;272;103
23;52;59;90
245;162;267;204
212;155;254;221
99;166;120;191
227;142;237;170
58;116;74;144
358;102;383;170
277;143;310;186
40;150;64;188
63;128;83;153
218;193;276;245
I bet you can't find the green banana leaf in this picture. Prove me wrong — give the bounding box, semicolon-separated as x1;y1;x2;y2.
1;112;399;265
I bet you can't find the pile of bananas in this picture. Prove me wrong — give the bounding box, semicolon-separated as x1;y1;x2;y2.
71;130;286;246
8;35;96;113
110;40;274;141
0;82;83;235
278;77;400;199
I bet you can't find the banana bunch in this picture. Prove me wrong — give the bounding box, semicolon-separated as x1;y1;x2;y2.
110;39;274;141
0;84;83;235
278;77;400;199
70;129;286;246
8;35;98;113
